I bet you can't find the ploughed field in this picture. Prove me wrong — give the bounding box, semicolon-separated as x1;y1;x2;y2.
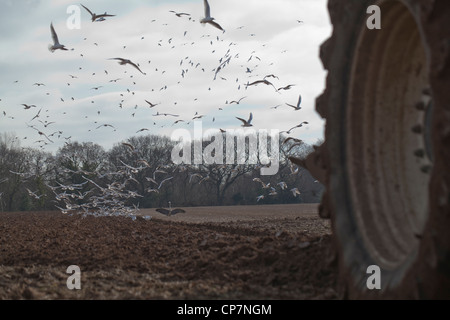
0;204;338;299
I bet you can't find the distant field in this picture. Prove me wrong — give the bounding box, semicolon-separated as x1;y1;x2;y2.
139;203;320;223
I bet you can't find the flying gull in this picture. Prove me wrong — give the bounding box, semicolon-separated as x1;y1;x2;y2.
49;23;68;52
81;4;116;22
236;112;253;127
200;0;224;31
286;94;302;110
156;201;186;216
169;10;191;18
109;58;146;75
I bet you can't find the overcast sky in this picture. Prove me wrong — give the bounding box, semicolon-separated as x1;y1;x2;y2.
0;0;331;153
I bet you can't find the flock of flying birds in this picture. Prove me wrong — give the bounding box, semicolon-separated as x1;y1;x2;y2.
2;0;312;218
24;143;308;218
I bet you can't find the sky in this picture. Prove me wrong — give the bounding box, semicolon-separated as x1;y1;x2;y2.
0;0;332;154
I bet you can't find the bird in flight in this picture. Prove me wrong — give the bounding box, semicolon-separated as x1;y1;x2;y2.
236;112;253;127
156;201;185;216
192;114;205;120
228;96;247;105
172;120;185;125
264;74;279;80
28;125;54;143
22;104;37;110
30;108;42;122
246;79;277;91
122;142;136;152
81;4;116;22
253;178;271;189
169;10;190;18
283;137;303;145
48;23;68;52
277;84;296;92
281;121;309;134
145;100;159;108
154;112;179;117
200;0;224;31
96;124;116;130
109;58;146;75
286;94;302;111
277;181;288;190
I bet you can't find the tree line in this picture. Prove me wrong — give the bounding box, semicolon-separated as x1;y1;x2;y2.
0;132;323;213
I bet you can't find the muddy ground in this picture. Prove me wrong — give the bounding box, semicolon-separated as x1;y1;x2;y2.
0;204;338;300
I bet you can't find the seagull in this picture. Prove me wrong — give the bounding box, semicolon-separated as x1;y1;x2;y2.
137;159;150;167
22;104;37;110
122;142;135;152
28;125;53;143
96;124;116;130
154;112;179;117
81;4;115;22
268;187;278;196
236;112;253;127
26;188;44;200
290;188;301;197
253;178;270;189
286;94;302;110
109;58;146;75
157;177;174;189
277;181;288;190
289;163;299;175
38;120;55;128
200;0;224;31
246;79;277;91
156;201;186;216
145;100;159;108
153;168;168;180
282;121;309;134
30;108;42;122
277;84;295;91
49;23;68;52
146;176;158;185
264;74;279;80
169;10;190;17
172;120;185;125
229;96;247;105
283;137;303;145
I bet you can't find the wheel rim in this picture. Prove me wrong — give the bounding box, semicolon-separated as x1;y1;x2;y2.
346;0;432;270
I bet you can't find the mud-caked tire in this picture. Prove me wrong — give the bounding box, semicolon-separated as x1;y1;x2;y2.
311;0;450;298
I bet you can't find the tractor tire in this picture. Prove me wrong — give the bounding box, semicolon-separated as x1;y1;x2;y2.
312;0;450;298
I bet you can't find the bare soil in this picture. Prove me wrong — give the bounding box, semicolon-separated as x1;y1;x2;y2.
0;204;338;299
